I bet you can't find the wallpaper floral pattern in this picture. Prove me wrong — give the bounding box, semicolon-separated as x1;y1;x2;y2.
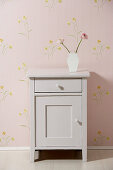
44;40;62;58
93;130;110;145
92;40;110;57
18;16;32;39
0;86;12;102
93;85;109;104
44;0;62;9
18;109;29;129
18;63;28;83
0;0;113;147
94;0;111;10
0;38;12;55
0;131;15;146
67;17;82;43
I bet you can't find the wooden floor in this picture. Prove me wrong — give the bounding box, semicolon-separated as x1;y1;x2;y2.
0;150;113;170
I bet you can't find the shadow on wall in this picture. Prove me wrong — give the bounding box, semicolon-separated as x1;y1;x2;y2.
87;72;113;146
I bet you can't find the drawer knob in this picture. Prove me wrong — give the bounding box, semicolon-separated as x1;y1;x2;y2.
56;84;64;90
74;118;82;126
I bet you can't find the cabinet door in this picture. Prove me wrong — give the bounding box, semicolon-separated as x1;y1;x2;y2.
36;95;82;147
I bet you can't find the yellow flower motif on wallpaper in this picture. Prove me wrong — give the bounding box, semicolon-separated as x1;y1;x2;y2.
18;16;32;39
67;17;82;44
97;85;101;89
18;109;29;129
106;91;109;95
0;131;15;146
9;45;13;49
92;40;110;56
106;46;110;50
97;130;101;135
0;85;13;102
0;39;3;43
44;47;48;51
23;16;27;20
97;40;101;44
44;0;62;9
93;85;110;104
93;0;112;10
72;17;76;22
2;131;6;135
0;86;4;89
49;40;53;44
18;63;28;82
18;19;21;23
0;38;12;55
57;46;62;50
44;40;62;58
11;137;15;141
93;130;110;145
58;0;62;3
67;22;71;26
106;137;110;140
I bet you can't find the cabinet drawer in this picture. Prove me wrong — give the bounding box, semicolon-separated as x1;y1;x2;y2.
35;79;82;92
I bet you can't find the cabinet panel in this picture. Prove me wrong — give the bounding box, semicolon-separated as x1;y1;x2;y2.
36;95;82;147
46;105;72;138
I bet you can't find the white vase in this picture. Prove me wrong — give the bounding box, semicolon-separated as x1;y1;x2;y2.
67;52;79;72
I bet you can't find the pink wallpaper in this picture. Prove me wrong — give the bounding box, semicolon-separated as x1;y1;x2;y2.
0;0;113;146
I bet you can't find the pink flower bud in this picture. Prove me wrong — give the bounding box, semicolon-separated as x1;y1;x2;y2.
81;33;88;39
57;39;64;44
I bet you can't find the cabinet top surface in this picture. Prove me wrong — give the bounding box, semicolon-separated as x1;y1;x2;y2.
27;69;90;78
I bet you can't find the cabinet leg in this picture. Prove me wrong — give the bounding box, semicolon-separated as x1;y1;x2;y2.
82;149;87;162
30;149;35;162
36;151;40;160
30;150;40;162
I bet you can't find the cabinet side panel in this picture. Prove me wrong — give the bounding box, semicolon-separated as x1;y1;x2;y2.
29;79;35;162
82;78;87;161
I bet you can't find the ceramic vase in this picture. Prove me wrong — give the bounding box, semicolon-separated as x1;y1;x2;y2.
67;52;79;72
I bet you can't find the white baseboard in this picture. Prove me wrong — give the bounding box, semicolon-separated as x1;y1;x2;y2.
0;147;30;151
88;146;113;150
0;146;113;151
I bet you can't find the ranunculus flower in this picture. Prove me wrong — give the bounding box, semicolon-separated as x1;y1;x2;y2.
57;39;64;44
81;33;88;39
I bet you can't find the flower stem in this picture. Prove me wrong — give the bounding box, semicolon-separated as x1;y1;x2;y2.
75;38;82;53
62;43;70;53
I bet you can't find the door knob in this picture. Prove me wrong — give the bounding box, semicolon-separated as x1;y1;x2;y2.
74;118;82;126
56;84;64;90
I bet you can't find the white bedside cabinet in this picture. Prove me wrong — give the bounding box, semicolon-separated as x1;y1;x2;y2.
27;69;90;162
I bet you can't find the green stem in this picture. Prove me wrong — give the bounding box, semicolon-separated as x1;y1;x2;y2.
75;38;82;53
62;43;70;53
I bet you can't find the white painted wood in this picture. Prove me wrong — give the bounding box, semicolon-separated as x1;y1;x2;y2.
28;70;90;162
34;93;82;96
1;146;113;151
27;69;90;78
81;78;87;162
0;146;113;151
36;96;82;147
0;147;30;151
29;79;36;162
88;146;113;150
35;79;82;92
35;146;82;150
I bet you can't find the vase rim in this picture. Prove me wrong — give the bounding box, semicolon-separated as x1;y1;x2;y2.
69;52;78;54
